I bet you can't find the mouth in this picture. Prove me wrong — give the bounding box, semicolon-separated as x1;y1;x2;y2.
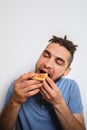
40;69;51;77
40;70;46;73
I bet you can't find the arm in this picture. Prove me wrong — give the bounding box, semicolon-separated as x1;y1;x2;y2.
53;98;85;130
0;99;20;130
40;77;86;130
0;72;42;130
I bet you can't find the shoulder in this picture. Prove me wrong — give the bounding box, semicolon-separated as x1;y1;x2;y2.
7;80;15;94
56;77;81;103
56;78;83;113
56;77;79;90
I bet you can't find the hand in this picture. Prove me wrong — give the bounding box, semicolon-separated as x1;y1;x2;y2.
40;77;63;107
11;72;42;105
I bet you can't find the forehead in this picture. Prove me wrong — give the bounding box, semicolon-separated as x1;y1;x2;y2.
45;43;71;60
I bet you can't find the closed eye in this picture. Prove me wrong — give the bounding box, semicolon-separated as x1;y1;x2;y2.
56;58;65;65
42;50;50;58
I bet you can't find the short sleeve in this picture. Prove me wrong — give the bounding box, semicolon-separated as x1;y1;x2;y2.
3;81;14;108
68;81;83;113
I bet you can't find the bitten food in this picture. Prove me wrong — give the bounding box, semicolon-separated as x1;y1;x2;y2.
33;73;48;81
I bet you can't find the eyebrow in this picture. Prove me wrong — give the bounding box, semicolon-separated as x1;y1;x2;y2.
43;50;65;63
43;50;50;55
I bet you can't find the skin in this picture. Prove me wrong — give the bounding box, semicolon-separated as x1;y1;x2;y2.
0;43;86;130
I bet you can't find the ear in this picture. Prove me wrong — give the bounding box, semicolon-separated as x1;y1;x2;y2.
63;67;71;76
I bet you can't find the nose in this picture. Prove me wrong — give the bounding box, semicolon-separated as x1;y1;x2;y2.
44;59;53;69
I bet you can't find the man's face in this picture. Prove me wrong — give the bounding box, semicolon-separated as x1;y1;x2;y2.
36;43;71;81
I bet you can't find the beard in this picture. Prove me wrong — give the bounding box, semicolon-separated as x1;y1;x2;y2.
35;63;65;83
54;71;65;83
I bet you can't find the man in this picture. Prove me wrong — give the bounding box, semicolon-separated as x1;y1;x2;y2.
0;35;86;130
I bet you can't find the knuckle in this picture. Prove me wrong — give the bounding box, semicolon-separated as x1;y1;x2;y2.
47;96;50;100
27;92;31;97
25;81;29;86
20;75;24;80
51;91;56;98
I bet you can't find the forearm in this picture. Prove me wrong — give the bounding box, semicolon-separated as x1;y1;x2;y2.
53;100;86;130
0;99;21;130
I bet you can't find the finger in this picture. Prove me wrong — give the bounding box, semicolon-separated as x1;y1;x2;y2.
45;77;58;91
26;88;40;97
40;87;50;100
17;72;35;82
42;80;53;95
20;80;42;89
23;83;42;92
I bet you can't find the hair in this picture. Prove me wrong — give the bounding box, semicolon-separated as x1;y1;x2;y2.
48;35;78;67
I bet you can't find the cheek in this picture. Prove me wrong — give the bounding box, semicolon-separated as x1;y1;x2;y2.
38;56;47;64
53;66;65;77
36;58;44;69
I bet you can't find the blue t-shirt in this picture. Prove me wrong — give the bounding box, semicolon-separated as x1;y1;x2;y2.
4;78;83;130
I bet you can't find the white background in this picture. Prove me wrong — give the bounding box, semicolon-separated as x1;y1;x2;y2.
0;0;87;129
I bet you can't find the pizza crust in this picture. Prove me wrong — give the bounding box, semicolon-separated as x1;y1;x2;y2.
33;73;48;81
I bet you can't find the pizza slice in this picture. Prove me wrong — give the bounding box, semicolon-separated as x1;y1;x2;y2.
33;73;48;81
